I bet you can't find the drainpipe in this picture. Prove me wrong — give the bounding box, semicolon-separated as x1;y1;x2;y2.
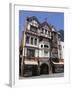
59;38;61;60
49;32;52;74
38;37;40;75
21;31;26;76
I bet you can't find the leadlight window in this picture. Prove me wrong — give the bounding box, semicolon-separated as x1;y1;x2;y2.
27;49;35;57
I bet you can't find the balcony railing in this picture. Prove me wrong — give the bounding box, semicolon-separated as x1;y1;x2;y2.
25;29;39;36
25;56;39;61
40;33;51;38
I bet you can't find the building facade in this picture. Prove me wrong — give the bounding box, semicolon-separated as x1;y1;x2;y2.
19;16;64;77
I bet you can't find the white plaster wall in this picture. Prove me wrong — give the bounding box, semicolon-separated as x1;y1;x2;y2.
27;24;30;30
58;41;64;59
23;47;27;56
39;41;50;57
61;42;64;59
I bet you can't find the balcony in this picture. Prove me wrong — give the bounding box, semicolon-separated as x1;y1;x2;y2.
40;33;51;38
25;29;39;37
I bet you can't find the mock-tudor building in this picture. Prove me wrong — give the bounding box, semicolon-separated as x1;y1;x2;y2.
19;16;64;77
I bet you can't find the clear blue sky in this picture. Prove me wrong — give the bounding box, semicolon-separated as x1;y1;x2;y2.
19;10;64;43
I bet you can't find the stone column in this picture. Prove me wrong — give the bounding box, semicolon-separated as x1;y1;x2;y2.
37;60;40;76
21;48;25;76
49;59;52;74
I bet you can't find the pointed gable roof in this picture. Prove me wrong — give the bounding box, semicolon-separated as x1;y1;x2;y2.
51;25;57;32
26;16;40;24
40;21;52;31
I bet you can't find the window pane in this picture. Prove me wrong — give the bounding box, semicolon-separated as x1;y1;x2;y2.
35;38;37;45
31;37;33;45
45;30;47;34
26;36;29;44
44;45;48;48
30;25;37;33
42;28;44;33
27;49;35;57
44;50;48;54
59;45;62;50
41;45;43;48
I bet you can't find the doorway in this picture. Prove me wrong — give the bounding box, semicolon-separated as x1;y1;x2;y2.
40;63;49;75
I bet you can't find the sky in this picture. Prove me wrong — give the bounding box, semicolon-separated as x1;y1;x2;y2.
19;10;64;43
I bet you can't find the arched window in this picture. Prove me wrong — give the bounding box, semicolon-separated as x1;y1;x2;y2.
44;45;49;48
42;28;44;33
45;29;47;34
41;45;43;48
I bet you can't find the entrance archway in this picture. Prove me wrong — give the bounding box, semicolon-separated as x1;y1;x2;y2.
40;63;49;75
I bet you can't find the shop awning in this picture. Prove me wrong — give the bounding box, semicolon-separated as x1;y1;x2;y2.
24;60;38;65
52;61;64;65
